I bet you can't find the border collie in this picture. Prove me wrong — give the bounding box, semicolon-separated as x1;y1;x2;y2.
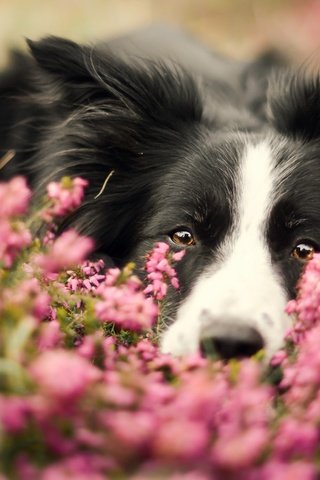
1;26;319;360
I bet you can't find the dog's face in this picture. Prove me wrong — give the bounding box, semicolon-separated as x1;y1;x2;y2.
27;38;320;359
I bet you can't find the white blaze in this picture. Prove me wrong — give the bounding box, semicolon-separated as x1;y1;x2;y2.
161;141;291;357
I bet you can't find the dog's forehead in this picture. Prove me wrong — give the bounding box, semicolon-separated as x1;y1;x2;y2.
270;136;320;208
150;131;320;236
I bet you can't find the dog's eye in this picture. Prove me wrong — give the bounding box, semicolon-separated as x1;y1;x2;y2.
170;229;196;247
292;241;317;262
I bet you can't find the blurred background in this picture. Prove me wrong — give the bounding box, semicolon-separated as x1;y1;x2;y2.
1;0;320;66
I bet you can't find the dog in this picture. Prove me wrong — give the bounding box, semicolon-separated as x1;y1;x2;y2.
0;25;319;360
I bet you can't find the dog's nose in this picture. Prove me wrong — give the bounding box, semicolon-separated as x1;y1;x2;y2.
200;325;264;360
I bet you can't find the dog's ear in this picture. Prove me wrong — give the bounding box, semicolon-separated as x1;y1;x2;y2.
27;36;88;81
27;36;109;106
267;69;320;141
241;51;286;121
27;36;202;125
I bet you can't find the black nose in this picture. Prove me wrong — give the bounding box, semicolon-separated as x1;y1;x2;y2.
200;325;264;360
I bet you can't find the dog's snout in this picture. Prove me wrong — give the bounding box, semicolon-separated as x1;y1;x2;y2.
200;324;264;360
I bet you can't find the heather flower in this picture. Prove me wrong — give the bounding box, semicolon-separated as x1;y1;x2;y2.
144;242;185;300
270;349;287;367
0;219;32;267
39;454;112;480
5;173;320;479
152;418;209;463
0;395;30;433
1;277;50;321
285;253;320;339
29;350;101;399
281;325;320;408
34;229;94;273
95;274;158;332
66;259;105;292
0;176;31;218
43;176;88;221
211;427;269;469
106;410;156;452
273;418;318;460
167;473;211;480
260;461;316;480
37;319;63;351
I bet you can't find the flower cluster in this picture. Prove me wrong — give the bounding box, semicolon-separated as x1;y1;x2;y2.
95;267;159;332
43;176;88;221
144;242;185;300
0;176;32;267
285;253;320;343
2;175;320;479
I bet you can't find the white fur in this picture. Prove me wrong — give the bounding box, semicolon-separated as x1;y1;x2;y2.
161;141;291;358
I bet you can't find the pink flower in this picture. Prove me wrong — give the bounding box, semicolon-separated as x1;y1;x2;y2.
144;242;185;300
285;253;320;340
273;419;318;460
37;319;63;351
168;473;211;480
152;418;209;462
106;411;156;451
0;176;31;218
260;460;316;480
0;219;32;267
40;454;111;480
281;325;320;407
212;427;268;469
66;260;105;292
95;283;158;331
270;349;287;367
35;229;94;273
0;395;30;432
1;277;50;321
29;350;101;400
43;177;88;221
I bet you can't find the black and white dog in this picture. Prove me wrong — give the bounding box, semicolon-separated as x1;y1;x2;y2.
1;26;319;360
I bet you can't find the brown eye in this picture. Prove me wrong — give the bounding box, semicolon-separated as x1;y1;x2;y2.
171;230;196;247
292;242;316;262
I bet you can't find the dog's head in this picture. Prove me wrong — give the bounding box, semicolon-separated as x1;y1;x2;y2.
28;37;320;359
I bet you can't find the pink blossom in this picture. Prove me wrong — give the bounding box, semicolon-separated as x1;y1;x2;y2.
260;461;316;480
168;473;211;480
106;411;156;451
285;253;320;339
76;334;98;360
35;229;94;273
95;284;158;331
43;177;88;221
144;242;185;300
212;427;268;469
29;350;101;399
40;454;112;480
37;319;63;351
152;418;209;462
273;419;318;460
1;277;50;321
0;219;32;267
0;395;30;432
270;349;287;367
65;260;105;292
0;176;31;218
